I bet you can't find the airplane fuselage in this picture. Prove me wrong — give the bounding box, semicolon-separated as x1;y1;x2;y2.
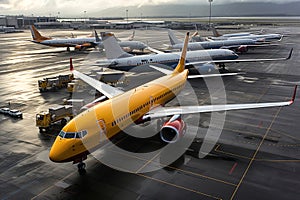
96;49;238;69
171;39;256;51
211;33;282;42
49;69;188;162
35;38;147;50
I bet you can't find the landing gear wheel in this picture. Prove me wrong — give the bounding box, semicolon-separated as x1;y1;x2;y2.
67;47;70;52
77;162;86;175
219;63;225;70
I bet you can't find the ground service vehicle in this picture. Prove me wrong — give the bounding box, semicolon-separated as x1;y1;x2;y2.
36;105;74;132
38;74;74;92
8;109;23;118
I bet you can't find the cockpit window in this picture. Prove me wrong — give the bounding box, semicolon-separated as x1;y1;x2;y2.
58;131;66;138
64;132;76;138
75;132;82;138
81;130;88;137
59;130;88;139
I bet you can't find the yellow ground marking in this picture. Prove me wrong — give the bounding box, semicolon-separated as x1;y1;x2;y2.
137;173;223;200
135;150;162;173
107;148;237;186
31;171;77;200
230;105;283;200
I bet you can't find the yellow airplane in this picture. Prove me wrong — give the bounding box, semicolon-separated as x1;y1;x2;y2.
49;32;297;174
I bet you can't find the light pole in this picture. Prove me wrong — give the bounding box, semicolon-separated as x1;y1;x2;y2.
126;9;129;29
208;0;213;28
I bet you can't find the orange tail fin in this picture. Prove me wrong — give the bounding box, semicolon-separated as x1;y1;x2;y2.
173;32;189;74
30;25;51;41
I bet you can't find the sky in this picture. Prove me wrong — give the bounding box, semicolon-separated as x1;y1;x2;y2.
0;0;299;17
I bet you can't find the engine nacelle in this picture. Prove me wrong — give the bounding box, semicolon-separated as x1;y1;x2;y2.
75;45;83;50
237;45;248;53
195;63;217;74
160;115;186;143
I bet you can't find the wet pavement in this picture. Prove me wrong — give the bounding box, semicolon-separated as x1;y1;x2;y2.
0;27;300;200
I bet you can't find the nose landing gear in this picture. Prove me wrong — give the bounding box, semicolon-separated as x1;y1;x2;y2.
77;162;86;175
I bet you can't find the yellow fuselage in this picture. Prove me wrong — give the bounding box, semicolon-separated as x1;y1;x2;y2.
49;70;188;163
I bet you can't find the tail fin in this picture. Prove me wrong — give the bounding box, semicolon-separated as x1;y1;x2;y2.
173;32;189;74
168;29;182;45
30;25;51;41
101;32;133;59
94;30;101;42
211;25;221;37
128;30;135;41
70;57;74;71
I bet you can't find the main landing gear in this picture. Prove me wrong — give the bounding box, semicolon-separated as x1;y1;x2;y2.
77;161;86;175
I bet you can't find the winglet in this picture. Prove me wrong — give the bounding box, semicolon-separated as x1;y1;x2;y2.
70;58;74;72
211;25;221;37
286;48;293;60
95;30;101;42
173;32;189;74
290;85;298;104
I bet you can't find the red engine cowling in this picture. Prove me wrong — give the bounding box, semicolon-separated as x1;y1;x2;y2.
75;45;83;50
237;45;248;53
160;115;186;143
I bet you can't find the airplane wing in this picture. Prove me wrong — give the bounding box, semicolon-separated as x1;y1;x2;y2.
143;86;297;119
188;48;293;66
70;59;124;99
146;46;166;54
148;65;243;78
221;43;280;51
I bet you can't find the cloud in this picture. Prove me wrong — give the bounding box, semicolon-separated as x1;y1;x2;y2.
0;0;299;16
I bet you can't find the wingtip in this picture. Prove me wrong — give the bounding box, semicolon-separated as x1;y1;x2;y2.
70;57;74;71
287;48;293;60
290;85;297;104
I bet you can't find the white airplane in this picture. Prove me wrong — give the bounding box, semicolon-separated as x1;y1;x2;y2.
30;25;147;52
211;25;253;38
209;26;283;42
49;32;297;174
167;29;262;53
95;32;292;71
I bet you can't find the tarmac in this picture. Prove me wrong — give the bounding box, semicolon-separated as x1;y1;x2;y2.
0;26;299;200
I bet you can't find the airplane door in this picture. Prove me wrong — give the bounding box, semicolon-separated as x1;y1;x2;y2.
97;119;106;141
150;96;154;107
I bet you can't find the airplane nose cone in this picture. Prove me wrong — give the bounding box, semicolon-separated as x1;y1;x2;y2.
49;136;66;162
49;144;62;162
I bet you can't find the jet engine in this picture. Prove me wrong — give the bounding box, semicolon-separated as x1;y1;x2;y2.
160;115;186;143
237;45;248;53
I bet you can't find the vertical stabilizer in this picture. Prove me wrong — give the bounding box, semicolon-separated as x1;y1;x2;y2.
30;25;51;41
128;30;135;41
173;32;189;74
101;32;133;59
94;31;101;42
211;25;221;37
168;29;182;45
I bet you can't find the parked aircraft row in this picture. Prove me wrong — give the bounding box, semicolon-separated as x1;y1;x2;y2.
95;31;292;72
30;25;283;55
47;32;297;174
30;25;147;52
209;25;283;42
167;29;280;53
